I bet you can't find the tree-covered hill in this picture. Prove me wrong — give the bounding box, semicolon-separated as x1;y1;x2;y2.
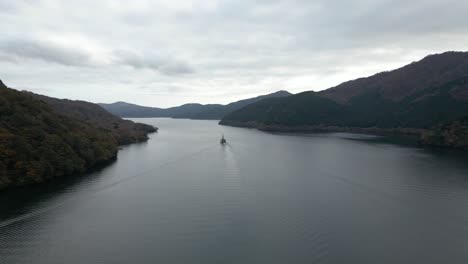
32;93;157;145
220;52;468;136
0;80;156;189
321;51;468;103
420;116;468;149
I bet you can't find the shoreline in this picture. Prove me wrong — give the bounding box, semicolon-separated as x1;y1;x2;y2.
0;129;157;191
219;120;427;137
219;120;468;150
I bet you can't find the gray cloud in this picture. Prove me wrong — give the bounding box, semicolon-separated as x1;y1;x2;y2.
0;39;92;66
0;0;467;107
115;50;194;75
0;0;30;12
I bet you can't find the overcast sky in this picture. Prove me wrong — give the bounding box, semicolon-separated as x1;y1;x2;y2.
1;0;467;107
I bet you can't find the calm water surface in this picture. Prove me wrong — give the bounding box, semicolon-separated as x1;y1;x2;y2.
1;118;468;264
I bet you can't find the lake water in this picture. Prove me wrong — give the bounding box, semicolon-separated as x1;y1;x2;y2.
1;118;468;264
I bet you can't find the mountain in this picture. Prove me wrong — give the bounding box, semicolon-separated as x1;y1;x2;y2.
97;101;166;118
0;80;156;189
100;90;292;120
31;94;157;145
192;91;292;120
165;103;223;119
321;51;468;103
220;51;468;136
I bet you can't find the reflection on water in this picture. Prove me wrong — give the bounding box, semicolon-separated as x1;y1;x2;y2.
1;118;468;264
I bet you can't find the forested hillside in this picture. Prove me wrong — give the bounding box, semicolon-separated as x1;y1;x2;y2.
221;52;468;135
421;116;468;149
33;94;157;145
0;80;156;189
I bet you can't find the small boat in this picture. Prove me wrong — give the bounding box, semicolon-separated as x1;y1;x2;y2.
220;134;227;144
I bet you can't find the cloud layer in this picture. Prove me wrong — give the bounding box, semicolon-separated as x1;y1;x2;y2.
0;0;467;107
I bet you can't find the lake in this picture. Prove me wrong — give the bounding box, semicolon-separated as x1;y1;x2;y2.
1;118;468;264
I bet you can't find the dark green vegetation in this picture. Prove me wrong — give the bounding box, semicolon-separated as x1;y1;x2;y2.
100;90;291;120
32;93;157;145
0;80;156;189
420;116;468;149
221;52;468;145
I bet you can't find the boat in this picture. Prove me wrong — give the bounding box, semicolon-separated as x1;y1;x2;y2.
220;134;227;144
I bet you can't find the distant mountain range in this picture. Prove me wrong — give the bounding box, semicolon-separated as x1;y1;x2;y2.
0;80;156;189
100;90;292;120
220;51;468;141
